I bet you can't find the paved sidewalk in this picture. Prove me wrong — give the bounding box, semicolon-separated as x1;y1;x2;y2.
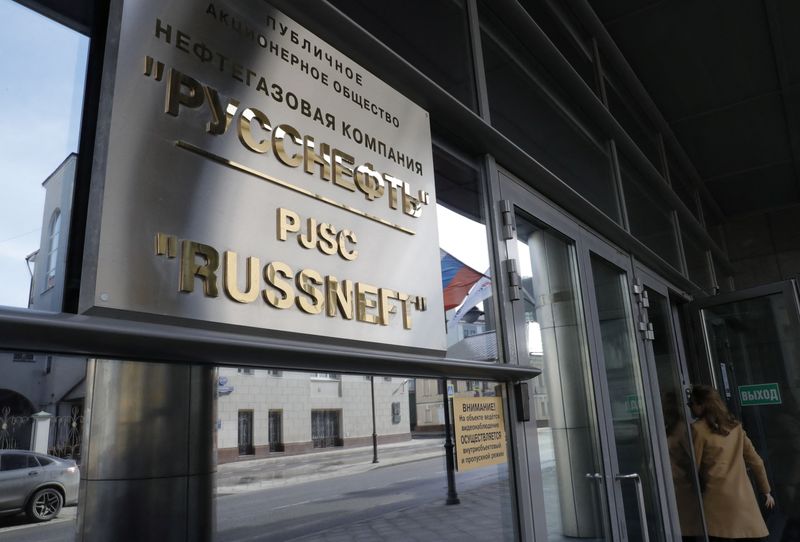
216;437;445;494
290;478;515;542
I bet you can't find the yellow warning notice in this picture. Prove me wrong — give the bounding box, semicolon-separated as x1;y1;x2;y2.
453;396;507;472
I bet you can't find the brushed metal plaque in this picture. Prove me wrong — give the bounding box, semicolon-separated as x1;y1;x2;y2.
81;0;446;353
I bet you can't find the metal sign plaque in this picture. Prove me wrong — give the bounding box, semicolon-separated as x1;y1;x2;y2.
81;0;446;353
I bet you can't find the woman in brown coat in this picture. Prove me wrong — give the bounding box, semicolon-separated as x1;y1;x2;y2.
690;385;776;541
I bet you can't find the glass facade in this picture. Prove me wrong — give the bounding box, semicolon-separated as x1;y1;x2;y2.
515;212;611;540
620;158;681;269
1;1;773;541
589;255;665;542
329;0;479;112
434;149;498;361
681;220;714;293
480;15;620;222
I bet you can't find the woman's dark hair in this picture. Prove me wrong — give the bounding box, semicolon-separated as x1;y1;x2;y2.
690;384;739;436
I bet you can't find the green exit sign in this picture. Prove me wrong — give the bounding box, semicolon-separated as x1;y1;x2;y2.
739;383;782;406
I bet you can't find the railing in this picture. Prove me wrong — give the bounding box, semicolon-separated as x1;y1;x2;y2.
48;405;83;460
0;406;32;450
0;405;83;461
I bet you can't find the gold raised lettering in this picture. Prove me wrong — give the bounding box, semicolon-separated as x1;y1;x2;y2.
325;276;353;319
277;207;300;241
238;107;272;153
263;261;293;309
179;241;219;297
355;282;379;324
295;268;324;314
223;251;260;303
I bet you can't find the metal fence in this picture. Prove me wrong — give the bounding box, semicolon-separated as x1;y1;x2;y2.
0;405;83;461
0;406;31;450
49;405;83;460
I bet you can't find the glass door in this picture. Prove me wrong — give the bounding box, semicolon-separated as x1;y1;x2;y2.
634;266;707;541
579;234;673;542
500;174;615;541
499;171;679;541
694;281;800;541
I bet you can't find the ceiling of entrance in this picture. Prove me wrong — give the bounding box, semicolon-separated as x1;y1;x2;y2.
590;0;800;218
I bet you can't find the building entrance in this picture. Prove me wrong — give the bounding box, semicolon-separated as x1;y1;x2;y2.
500;171;688;541
633;265;707;540
694;281;800;541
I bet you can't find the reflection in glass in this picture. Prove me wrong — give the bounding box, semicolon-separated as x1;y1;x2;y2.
434;150;497;362
516;214;609;541
703;293;800;535
590;255;665;542
0;352;87;459
646;289;705;540
0;0;89;308
0;350;88;537
215;371;515;541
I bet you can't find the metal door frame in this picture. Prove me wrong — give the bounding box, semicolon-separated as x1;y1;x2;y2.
499;168;685;541
633;262;709;541
498;170;620;542
578;228;676;542
691;280;800;391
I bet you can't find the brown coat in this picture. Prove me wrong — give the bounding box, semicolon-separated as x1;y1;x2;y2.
668;426;704;536
692;419;770;539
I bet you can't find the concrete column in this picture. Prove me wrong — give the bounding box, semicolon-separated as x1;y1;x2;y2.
76;360;216;542
30;411;53;454
529;230;601;538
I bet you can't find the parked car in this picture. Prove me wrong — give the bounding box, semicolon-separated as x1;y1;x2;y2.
0;450;79;522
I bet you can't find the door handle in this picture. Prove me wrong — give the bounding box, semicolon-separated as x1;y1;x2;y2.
615;473;649;542
28;471;39;476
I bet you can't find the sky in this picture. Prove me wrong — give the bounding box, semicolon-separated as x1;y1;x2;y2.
0;0;89;307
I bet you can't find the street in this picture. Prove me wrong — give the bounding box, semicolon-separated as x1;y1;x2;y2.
0;454;515;541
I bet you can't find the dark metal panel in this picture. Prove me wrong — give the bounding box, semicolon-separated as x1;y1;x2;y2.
707;162;798;216
671;93;792;180
16;0;96;35
268;0;731;283
570;1;728;228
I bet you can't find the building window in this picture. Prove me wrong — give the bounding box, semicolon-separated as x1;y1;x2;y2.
267;369;282;377
391;402;401;424
12;352;35;363
45;209;61;290
237;368;255;375
268;410;284;452
312;372;340;380
237;410;254;456
311;410;342;448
